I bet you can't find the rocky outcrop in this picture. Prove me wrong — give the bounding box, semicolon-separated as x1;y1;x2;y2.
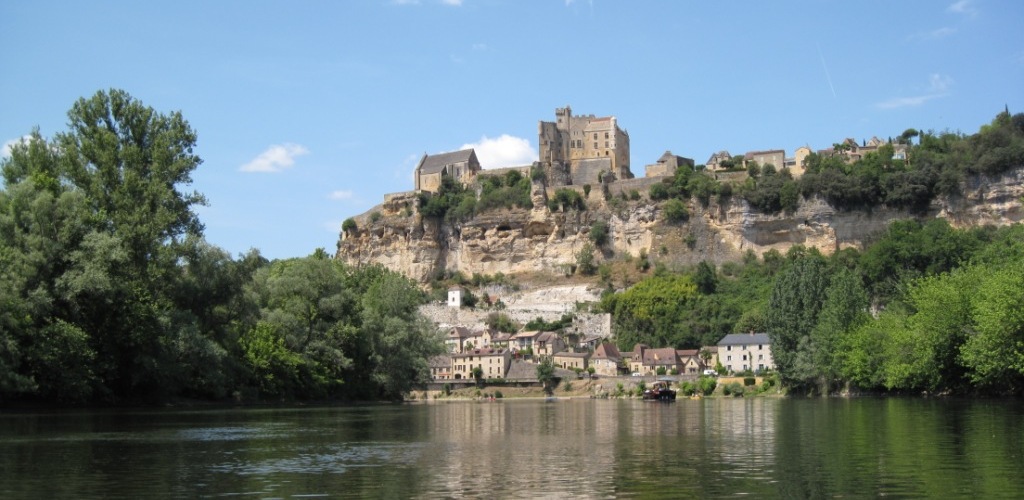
335;170;1024;282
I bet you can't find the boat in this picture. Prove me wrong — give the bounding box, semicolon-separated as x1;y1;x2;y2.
642;380;677;401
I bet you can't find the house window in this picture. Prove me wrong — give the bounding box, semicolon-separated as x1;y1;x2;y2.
759;344;763;350
727;346;731;351
742;355;747;361
727;355;732;362
758;354;763;360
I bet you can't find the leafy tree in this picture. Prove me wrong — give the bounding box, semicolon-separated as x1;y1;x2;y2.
576;242;597;276
694;260;718;294
765;254;831;389
959;260;1024;391
536;357;556;395
342;218;357;232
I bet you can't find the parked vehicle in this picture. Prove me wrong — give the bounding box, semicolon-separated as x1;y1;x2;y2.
702;369;717;377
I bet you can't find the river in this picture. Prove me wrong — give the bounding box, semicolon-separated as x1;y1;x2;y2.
1;397;1021;498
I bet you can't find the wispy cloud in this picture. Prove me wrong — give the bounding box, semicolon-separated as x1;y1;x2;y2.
441;0;463;6
392;0;420;5
876;74;953;110
909;26;957;41
329;189;354;201
239;143;310;173
2;135;31;158
459;134;537;168
472;43;488;51
948;0;977;16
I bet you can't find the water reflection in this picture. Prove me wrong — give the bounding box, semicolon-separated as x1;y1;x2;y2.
0;398;1021;498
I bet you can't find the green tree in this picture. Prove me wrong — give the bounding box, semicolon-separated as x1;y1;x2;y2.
959;259;1024;391
576;242;597;276
590;220;609;246
765;254;831;389
536;357;556;396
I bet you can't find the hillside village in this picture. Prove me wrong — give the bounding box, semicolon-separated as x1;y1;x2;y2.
346;106;918;390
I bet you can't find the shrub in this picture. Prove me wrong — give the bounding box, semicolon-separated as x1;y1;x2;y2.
649;182;669;200
656;366;667;375
697;376;717;395
342;218;357;232
576;243;597;276
663;199;689;223
583;184;592;197
590;220;609;246
629;189;641;201
493;390;503;399
743;377;756;386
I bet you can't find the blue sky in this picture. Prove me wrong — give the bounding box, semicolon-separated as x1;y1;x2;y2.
2;0;1022;260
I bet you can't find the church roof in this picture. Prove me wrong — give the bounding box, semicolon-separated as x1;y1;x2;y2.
417;149;477;175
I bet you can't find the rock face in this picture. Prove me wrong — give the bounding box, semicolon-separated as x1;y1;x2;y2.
335;170;1024;282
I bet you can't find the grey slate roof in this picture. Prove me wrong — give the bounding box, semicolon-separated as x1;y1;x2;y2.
418;149;476;174
717;333;771;346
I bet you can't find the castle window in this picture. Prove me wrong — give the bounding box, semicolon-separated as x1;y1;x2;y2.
594;142;598;149
593;133;597;140
605;132;609;139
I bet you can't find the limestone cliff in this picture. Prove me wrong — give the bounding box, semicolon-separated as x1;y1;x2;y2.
335;169;1024;282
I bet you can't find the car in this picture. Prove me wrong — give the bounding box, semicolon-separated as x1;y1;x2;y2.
631;372;643;377
702;369;718;376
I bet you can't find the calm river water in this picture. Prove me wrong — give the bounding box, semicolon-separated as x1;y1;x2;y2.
1;398;1021;498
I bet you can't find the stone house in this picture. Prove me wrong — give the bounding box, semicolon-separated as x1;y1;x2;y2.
414;149;481;193
645;150;695;178
451;348;511;380
534;331;566;357
512;330;542;352
553;351;590;371
676;349;704;375
705;150;733;172
429;354;453;381
445;326;475;353
717;333;773;373
641;347;681;375
784;146;812;177
591;342;622;377
744;150;786;171
700;346;720;370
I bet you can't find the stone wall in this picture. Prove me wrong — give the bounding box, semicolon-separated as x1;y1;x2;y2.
572;157;614;185
607;176;669;197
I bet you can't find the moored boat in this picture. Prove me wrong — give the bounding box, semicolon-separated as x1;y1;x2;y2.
642;380;677;401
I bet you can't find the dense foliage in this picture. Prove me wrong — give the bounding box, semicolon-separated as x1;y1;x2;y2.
419;170;532;223
603;221;1024;395
0;90;444;404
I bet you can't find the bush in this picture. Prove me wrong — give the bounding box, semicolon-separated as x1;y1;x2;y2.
649;182;669;200
726;382;745;397
663;199;689;223
656;366;667;375
743;377;756;386
493;390;503;399
549;188;586;212
697;376;717;395
590;220;609;246
342;218;357;232
576;243;597;276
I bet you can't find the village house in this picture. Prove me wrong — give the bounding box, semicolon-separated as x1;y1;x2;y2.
534;331;566;357
676;349;704;375
717;333;774;373
591;342;622;377
451;347;511;380
700;346;720;371
644;150;694;178
511;330;542;352
553;351;590;372
429;354;453;381
705;151;734;172
744;149;786;171
817;137;909;165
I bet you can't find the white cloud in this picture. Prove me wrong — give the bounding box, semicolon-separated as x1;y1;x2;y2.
2;135;31;158
948;0;976;15
875;74;953;110
459;134;538;168
392;0;420;5
441;0;463;5
472;43;488;51
239;143;309;173
910;27;957;41
329;189;354;201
